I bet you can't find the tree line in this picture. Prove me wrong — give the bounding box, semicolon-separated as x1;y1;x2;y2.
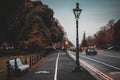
0;0;65;49
86;19;120;49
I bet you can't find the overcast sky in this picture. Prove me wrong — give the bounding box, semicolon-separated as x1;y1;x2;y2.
32;0;120;45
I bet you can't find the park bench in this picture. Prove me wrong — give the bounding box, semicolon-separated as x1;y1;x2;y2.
8;58;29;72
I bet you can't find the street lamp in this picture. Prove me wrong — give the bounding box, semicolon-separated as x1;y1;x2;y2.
73;2;82;72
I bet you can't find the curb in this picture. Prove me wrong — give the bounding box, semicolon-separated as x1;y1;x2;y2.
0;69;5;73
67;51;113;80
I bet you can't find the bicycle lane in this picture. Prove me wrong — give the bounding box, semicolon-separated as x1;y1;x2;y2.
19;51;59;80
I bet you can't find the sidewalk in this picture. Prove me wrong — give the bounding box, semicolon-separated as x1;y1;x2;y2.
57;51;97;80
18;50;96;80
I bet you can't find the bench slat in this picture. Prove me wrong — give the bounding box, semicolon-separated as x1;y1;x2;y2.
8;58;29;71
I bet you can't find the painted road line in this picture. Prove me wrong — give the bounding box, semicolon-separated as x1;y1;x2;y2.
81;55;120;70
54;53;60;80
80;60;113;80
67;51;113;80
104;55;120;59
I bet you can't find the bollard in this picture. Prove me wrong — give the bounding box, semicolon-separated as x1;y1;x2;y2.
30;55;32;68
37;54;38;61
31;55;32;67
35;54;37;63
33;54;35;64
32;55;34;65
24;54;27;64
32;54;34;64
34;54;36;63
6;61;10;80
39;54;41;59
15;58;18;76
37;54;39;60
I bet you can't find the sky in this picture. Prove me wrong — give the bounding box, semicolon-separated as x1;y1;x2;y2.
32;0;120;45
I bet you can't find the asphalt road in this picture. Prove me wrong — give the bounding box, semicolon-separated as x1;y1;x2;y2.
19;50;96;80
76;50;120;80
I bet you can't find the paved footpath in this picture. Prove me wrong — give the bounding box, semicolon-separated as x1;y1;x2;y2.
19;50;96;80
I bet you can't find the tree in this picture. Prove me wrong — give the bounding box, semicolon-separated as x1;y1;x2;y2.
0;0;65;49
86;36;95;46
0;0;26;45
20;26;46;49
94;19;115;48
94;29;105;48
112;19;120;45
81;32;88;47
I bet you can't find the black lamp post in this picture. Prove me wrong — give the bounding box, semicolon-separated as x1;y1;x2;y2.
73;2;82;72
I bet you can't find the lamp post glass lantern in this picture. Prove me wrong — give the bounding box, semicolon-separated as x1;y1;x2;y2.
73;2;82;72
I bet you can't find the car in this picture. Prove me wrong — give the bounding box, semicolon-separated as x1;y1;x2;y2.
108;46;120;51
86;47;97;55
69;47;76;52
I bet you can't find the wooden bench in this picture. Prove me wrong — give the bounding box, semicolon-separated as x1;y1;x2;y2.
8;58;29;72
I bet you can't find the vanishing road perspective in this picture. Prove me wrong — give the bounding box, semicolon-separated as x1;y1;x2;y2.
70;50;120;80
18;50;120;80
0;0;120;80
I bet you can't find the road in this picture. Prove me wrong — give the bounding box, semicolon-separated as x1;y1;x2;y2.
18;49;120;80
73;50;120;80
19;50;96;80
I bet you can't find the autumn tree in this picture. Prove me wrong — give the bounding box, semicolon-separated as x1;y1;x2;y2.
18;1;64;48
94;19;115;48
86;36;95;46
112;19;120;46
0;0;65;49
0;0;26;46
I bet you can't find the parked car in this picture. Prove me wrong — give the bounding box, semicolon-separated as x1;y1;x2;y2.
108;46;120;50
86;47;97;55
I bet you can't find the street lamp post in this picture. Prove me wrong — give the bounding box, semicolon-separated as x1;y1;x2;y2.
73;2;82;72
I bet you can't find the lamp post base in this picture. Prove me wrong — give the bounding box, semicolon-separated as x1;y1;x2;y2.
72;66;82;72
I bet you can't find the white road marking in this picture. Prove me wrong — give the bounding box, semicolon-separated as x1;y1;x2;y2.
104;55;120;59
54;53;60;80
109;72;120;75
68;51;113;80
80;60;113;80
35;71;50;74
81;55;120;70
